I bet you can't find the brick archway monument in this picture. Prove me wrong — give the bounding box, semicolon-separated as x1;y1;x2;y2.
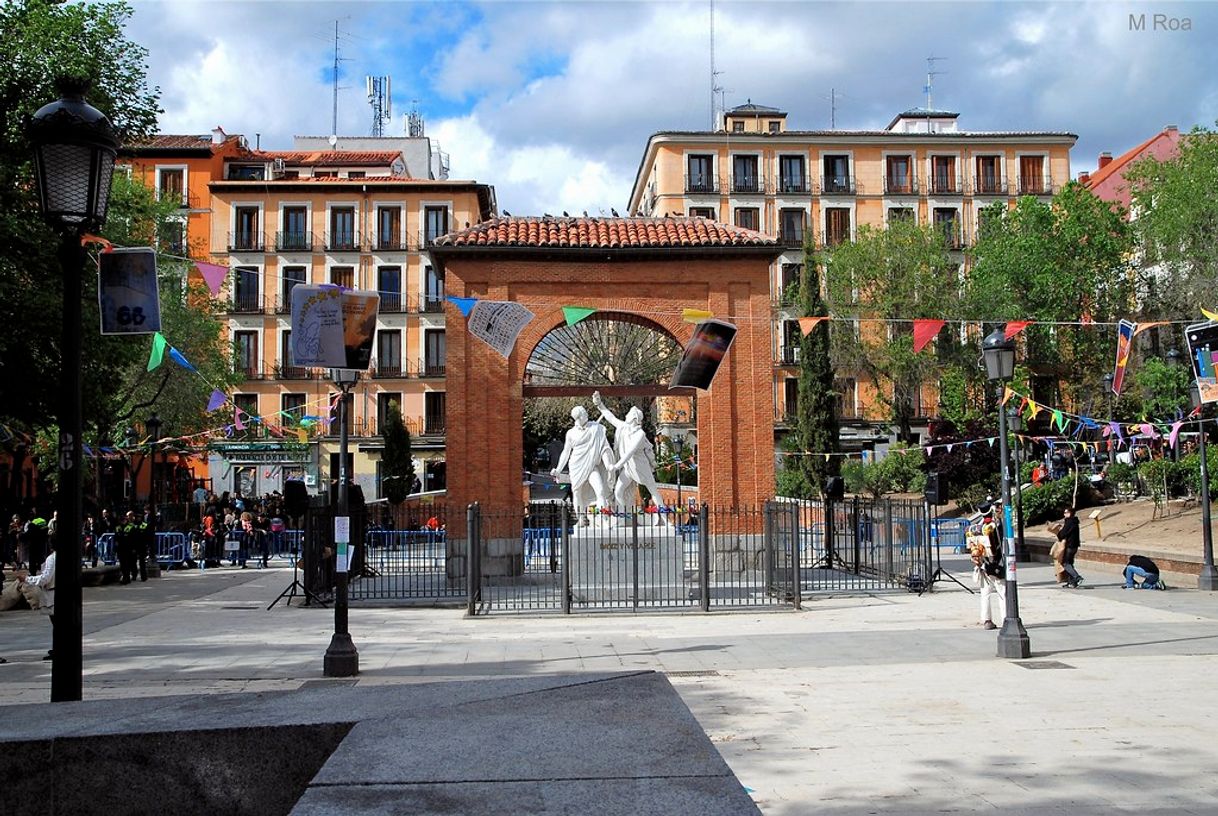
429;216;782;511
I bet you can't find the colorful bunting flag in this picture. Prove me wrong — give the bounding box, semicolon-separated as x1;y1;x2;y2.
562;306;596;326
80;233;113;252
1132;321;1168;337
196;262;228;297
147;332;167;371
1203;308;1218;321
1169;420;1184;449
1001;387;1015;406
1004;321;1031;340
798;316;828;336
682;308;714;323
167;347;196;372
446;295;478;317
206;389;226;412
912;319;945;353
234;410;245;431
1052;409;1065;432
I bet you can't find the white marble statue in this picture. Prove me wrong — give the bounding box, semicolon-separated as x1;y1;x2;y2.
550;405;613;522
592;391;666;513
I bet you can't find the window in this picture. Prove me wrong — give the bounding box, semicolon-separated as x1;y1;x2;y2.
822;154;851;193
376;329;403;376
424;265;445;311
424;206;448;245
781;321;801;364
686;154;715;193
234;332;258;378
933;207;960;248
783;378;799;418
377;206;402;250
281;393;306;423
732;121;745;133
377;392;402;435
281;170;299;180
975;156;1003;194
689;206;716;219
836;378;858;419
976;207;998;240
234;394;260;429
424;330;446;376
158;168;185;205
228;164;265;181
779;208;805;246
329;207;356;250
885;155;913;194
280;206;309;251
778;156;807;193
734;207;759;231
347;171;365;179
281;265;306;310
768;120;781;134
330;266;354;289
378;266;402;312
930;156;958;194
1019;156;1046;194
313;170;337;179
424;392;446;435
888;207;914;223
824;208;851;246
780;263;802;301
328;392;355;437
159;219;186;256
732;155;759;193
233;207;260;250
279;330;304;377
233;266;260;312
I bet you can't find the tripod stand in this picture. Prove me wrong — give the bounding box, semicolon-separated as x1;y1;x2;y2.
923;500;974;595
807;499;850;571
268;517;328;610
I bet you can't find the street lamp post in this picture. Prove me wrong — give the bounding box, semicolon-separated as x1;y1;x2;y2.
324;368;360;676
145;413;163;579
982;330;1030;658
1101;372;1116;466
30;78;118;702
1191;385;1217;591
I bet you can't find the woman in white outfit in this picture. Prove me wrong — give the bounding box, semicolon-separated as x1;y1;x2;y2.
18;540;56;660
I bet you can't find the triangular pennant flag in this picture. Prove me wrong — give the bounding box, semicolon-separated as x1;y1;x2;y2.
1052;409;1065;432
912;319;945;353
296;428;309;443
80;233;113;252
1001;387;1015;406
1046;439;1055;451
562;306;596;326
988;437;997;447
1004;321;1031;340
1203;308;1218;321
446;295;478;317
168;347;196;372
946;444;954;453
798;316;828;336
682;308;714;323
1133;321;1168;337
83;444;93;456
146;332;167;371
195;262;228;297
1029;402;1043;420
1102;423;1113;437
1140;422;1155;438
206;389;226;412
234;409;245;431
1169;420;1184;449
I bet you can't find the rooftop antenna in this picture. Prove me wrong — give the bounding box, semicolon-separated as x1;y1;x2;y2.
709;0;723;129
406;99;425;137
366;75;392;137
924;56;947;133
329;19;353;147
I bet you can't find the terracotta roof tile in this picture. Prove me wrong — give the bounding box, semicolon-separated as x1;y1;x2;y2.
1082;128;1178;191
257;150;402;167
435;216;775;250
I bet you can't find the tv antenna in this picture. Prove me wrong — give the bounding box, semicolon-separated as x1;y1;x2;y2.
709;0;723;129
367;75;392;137
923;56;947;133
329;19;354;146
407;99;425;137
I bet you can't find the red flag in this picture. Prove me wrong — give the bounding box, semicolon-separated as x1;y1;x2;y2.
1004;321;1031;340
798;316;828;336
912;319;945;353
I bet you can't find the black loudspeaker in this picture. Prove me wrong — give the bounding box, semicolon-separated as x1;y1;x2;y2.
284;480;309;518
824;476;845;501
329;482;365;509
924;472;947;505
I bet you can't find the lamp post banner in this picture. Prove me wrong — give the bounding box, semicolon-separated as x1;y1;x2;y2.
335;515;350;573
98;248;161;335
1003;503;1017;578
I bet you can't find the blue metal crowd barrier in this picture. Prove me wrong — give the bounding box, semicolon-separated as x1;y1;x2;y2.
934;518;970;553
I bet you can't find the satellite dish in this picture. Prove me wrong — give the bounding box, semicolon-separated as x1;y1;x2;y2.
328;134;338;147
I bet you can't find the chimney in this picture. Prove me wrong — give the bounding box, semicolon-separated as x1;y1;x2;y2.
1078;171;1091;186
211;126;226;146
1165;124;1178;133
1097;152;1113;169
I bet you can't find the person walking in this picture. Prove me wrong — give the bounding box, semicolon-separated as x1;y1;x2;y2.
1057;507;1084;588
17;539;56;661
115;511;139;584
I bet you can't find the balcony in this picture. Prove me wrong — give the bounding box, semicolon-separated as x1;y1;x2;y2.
418;230;448;249
273;295;295;314
420;295;446;314
883;176;918;195
275;231;315;252
230;293;263;314
227;231;264;252
325;230;361;252
936;223;964;250
972;176;1009;196
777;176;812;195
928;175;963;195
234;362;265;380
778;229;805;248
273;362;310;380
1017;176;1054;196
423;415;446;436
777;346;801;366
372;359;407;379
684;174;720;195
419;358;446;378
373;234;410;252
822;231;850;249
378;293;410;314
820;175;856;195
730;174;765;195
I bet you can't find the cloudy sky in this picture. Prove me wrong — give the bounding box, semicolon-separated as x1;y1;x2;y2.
126;0;1218;216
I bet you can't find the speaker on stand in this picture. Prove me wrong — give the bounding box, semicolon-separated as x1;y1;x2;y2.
268;480;327;609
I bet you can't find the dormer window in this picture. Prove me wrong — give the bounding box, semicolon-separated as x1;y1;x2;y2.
227;164;265;181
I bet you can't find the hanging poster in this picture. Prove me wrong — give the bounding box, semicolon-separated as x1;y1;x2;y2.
1186;320;1218;404
98;248;162;335
290;286;379;370
467;300;535;357
1111;319;1136;395
670;319;738;390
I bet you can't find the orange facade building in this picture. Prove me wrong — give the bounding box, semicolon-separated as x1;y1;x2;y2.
627;103;1076;446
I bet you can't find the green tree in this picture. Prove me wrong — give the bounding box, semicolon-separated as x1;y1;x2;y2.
381;401;415;505
1126;126;1218;320
1131;357;1191;421
821;218;965;442
964;184;1136;407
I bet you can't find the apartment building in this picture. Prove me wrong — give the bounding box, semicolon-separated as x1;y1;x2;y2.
627;102;1076;444
125;132;495;500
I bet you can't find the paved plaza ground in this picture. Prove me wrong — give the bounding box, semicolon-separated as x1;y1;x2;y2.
3;550;1218;814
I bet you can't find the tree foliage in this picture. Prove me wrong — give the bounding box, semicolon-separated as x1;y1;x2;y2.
381;401;415;505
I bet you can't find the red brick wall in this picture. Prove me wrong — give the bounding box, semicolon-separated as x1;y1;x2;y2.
445;253;775;513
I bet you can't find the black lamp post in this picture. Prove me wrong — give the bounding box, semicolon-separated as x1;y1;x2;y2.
145;413;163;579
324;368;360;676
982;329;1030;658
31;77;118;703
1191;385;1217;591
1007;408;1027;563
1101;372;1116;466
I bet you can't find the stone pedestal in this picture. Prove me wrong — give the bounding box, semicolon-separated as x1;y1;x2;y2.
570;520;687;603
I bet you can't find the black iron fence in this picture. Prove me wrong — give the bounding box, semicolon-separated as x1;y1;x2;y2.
298;497;931;613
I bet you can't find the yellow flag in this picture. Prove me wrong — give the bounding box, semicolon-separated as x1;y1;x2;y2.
682;308;713;323
1203;308;1218;321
